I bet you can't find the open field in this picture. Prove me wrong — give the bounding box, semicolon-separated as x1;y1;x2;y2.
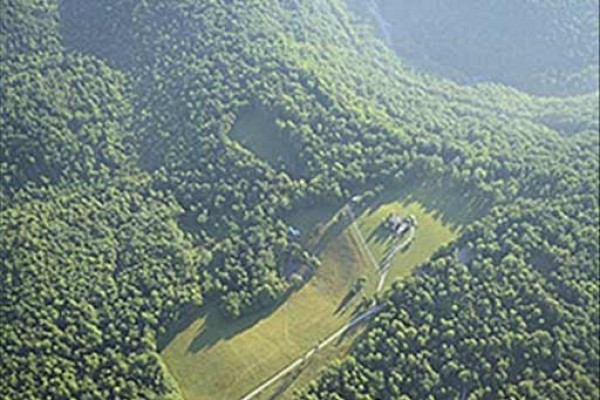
355;199;458;290
160;184;485;399
229;107;304;177
254;312;367;400
160;217;378;400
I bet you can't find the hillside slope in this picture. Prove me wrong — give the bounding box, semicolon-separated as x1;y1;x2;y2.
1;0;598;399
349;0;600;96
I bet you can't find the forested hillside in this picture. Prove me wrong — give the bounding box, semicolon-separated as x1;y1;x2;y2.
349;0;600;96
1;0;598;399
301;196;599;399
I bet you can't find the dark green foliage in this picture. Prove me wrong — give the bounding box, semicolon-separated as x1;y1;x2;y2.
300;197;600;399
59;0;136;70
1;53;131;196
0;0;62;61
1;0;598;398
1;181;206;399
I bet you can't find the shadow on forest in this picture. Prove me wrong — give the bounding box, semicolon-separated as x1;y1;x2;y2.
366;178;492;230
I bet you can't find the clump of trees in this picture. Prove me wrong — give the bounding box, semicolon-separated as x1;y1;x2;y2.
1;181;207;399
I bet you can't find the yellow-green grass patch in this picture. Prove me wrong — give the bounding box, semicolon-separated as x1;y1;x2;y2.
161;184;479;399
256;320;366;400
355;198;459;290
160;227;377;400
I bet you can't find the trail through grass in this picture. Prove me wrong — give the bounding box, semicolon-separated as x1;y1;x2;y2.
160;184;487;399
161;226;375;400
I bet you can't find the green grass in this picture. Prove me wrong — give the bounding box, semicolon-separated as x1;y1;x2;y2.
160;184;484;400
229;107;304;177
161;226;376;400
393;178;491;228
257;320;365;400
284;203;342;248
355;199;458;290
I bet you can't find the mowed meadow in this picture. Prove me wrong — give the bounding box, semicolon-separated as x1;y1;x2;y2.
159;182;483;399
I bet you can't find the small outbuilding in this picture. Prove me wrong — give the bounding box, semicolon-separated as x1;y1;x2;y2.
386;214;416;237
287;226;301;238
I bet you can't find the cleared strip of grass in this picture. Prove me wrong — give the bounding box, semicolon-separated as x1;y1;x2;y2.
257;319;366;400
255;197;462;399
161;185;482;400
161;225;376;400
356;199;459;290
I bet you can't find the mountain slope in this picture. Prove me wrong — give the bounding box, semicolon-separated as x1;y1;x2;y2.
1;0;598;399
348;0;600;96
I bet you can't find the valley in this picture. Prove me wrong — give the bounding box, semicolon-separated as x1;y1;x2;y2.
160;184;472;399
2;1;598;399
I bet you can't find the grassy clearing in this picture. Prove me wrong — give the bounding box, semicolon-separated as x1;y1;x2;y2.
256;188;471;398
257;321;365;400
393;179;491;228
284;203;342;247
160;184;485;400
351;180;489;291
356;199;458;290
161;216;377;400
229;107;304;177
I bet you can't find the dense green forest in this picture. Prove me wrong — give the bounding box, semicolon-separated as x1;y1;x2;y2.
1;0;598;399
348;0;600;96
301;196;599;399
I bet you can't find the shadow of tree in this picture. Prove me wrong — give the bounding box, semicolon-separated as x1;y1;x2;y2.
335;312;373;346
401;180;491;227
186;291;294;353
366;222;394;245
265;367;304;400
334;288;358;315
157;289;296;354
311;208;353;256
367;177;492;230
157;303;206;352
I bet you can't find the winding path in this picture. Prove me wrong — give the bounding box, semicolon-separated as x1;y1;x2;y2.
346;205;415;292
377;226;415;291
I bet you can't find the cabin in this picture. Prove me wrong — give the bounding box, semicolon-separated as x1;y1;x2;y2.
386;214;415;237
387;215;403;230
396;222;410;236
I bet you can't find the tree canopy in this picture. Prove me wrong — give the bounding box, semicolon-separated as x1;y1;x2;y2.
1;0;598;398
